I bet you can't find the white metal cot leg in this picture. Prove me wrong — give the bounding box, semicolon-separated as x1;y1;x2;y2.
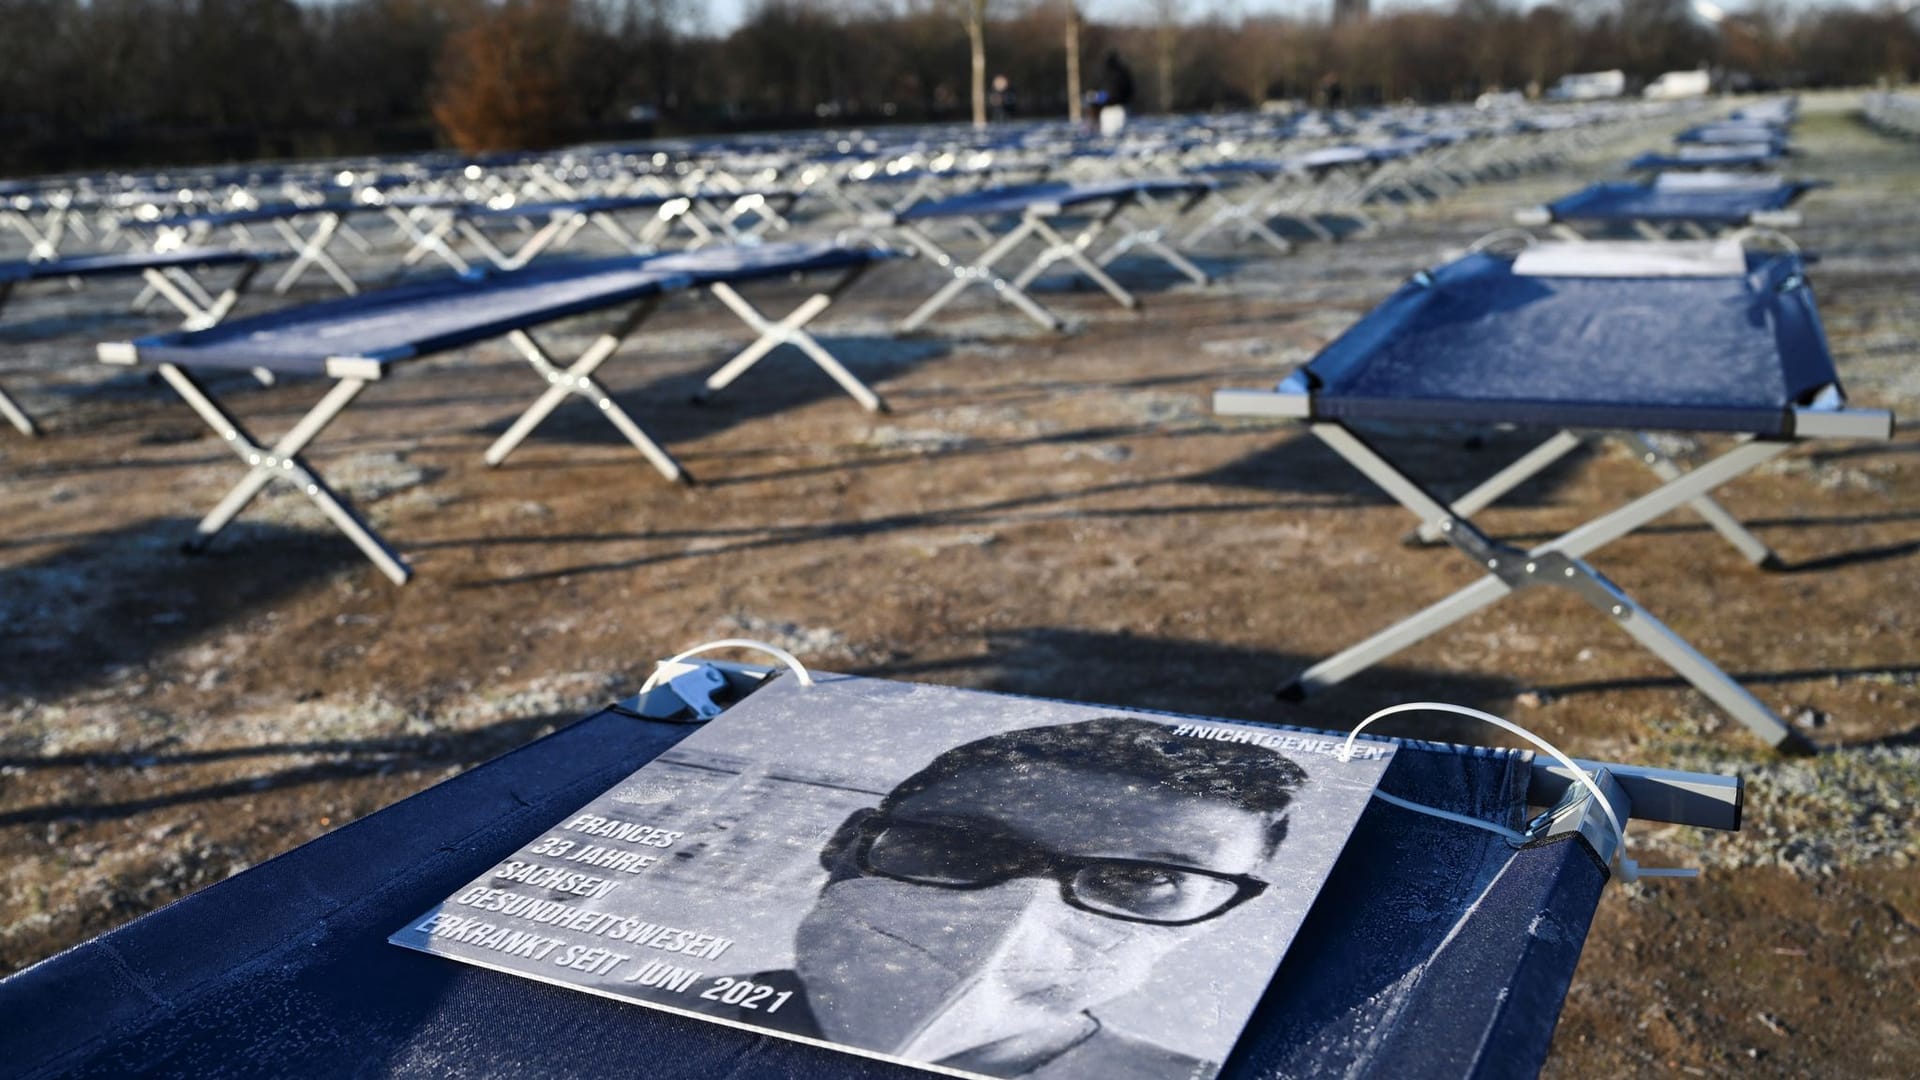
1286;421;1800;748
1618;432;1780;567
484;298;689;483
1093;204;1210;287
894;219;1062;332
154;363;411;585
1411;430;1589;544
1019;212;1136;309
0;283;36;435
0;384;36;436
696;266;885;413
395;209;472;273
272;213;358;295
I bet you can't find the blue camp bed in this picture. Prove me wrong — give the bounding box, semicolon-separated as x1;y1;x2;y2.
125;200;369;296
1185;149;1388;251
1627;143;1785;172
0;660;1744;1080
0;247;272;436
1516;174;1819;239
1215;241;1892;750
864;177;1213;332
1675;122;1790;147
95;242;897;584
395;190;798;275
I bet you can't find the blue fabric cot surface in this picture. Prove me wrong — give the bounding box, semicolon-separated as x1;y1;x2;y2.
0;247;266;284
1545;179;1812;224
1299;250;1838;435
894;178;1208;221
152;201;360;229
640;240;891;283
454;194;676;218
118;243;888;376
0;686;1603;1080
1628;146;1782;171
120;257;694;375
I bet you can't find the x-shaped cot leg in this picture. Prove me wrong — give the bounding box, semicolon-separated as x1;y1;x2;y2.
1184;184;1294;254
395;209;472;274
484;298;688;483
1406;430;1778;567
1092;204;1211;287
457;213;570;271
638;199;720;250
0;283;36;435
895;219;1062;332
0;384;34;436
155;363;411;584
272;213;358;295
1287;421;1801;749
1008;208;1137;309
694;266;885;412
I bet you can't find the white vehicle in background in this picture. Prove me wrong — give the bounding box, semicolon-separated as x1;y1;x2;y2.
1645;69;1712;100
1546;70;1626;101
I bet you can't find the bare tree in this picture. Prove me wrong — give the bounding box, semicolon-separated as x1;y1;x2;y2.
960;0;989;127
1065;1;1083;122
1142;0;1181;112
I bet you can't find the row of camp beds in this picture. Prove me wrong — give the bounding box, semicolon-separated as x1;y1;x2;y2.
0;171;1242;434
1863;91;1920;140
9;194;1889;764
1519;103;1814;239
1;176;1255;587
2;99;1668;274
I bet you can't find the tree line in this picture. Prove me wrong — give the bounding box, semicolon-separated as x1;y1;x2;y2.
2;0;1915;173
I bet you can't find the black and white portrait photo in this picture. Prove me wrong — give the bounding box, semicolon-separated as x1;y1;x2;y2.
396;674;1395;1080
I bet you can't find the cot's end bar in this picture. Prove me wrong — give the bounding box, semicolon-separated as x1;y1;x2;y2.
1513;206;1553;227
98;341;139;366
1214;384;1312;420
1530;759;1742;831
1791;406;1894;440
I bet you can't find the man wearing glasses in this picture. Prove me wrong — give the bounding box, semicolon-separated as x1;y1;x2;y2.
692;715;1309;1079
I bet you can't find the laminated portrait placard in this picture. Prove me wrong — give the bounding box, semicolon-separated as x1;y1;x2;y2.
392;673;1396;1080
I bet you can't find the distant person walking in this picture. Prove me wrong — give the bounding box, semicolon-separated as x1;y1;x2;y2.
1099;51;1135;137
989;74;1017;123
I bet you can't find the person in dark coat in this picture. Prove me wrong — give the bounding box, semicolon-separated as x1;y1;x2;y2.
1099;51;1135;136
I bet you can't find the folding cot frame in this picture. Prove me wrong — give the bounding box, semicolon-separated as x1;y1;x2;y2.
1184;151;1382;253
1514;179;1817;242
0;248;270;436
1626;144;1785;173
1;191;98;261
388;190;800;276
865;179;1213;333
96;245;894;585
124;201;367;297
1217;386;1889;750
1214;254;1894;752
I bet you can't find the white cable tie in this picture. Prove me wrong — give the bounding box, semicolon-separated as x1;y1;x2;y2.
638;638;815;695
1372;789;1528;844
1335;701;1695;884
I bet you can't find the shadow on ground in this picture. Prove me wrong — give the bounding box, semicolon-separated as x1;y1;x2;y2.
0;710;574;826
1191;423;1596;507
0;516;356;702
471;335;948;452
856;625;1518;743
